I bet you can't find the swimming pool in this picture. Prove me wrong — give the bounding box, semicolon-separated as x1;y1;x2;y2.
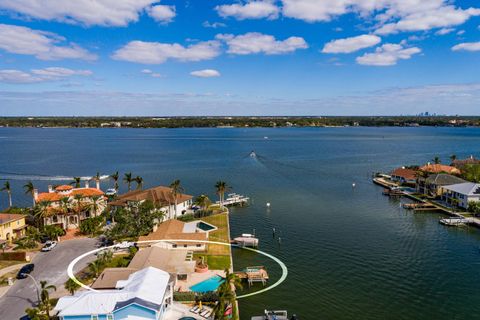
197;221;216;232
189;275;224;292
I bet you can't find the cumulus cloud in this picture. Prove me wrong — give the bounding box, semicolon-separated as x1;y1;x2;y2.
452;42;480;52
0;67;92;83
0;24;96;61
322;34;381;53
147;4;176;23
202;21;227;28
190;69;221;78
217;32;308;55
140;69;162;77
279;0;479;35
0;0;160;27
435;28;455;35
112;40;222;64
356;43;421;66
216;1;279;20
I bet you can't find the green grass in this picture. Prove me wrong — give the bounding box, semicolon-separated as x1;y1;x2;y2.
193;254;231;270
0;260;24;269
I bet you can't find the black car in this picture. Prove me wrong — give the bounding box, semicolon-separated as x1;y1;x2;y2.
16;264;34;279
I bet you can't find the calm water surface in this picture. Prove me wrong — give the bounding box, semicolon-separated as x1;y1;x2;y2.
1;127;480;320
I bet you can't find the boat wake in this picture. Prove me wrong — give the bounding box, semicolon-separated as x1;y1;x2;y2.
0;172;110;181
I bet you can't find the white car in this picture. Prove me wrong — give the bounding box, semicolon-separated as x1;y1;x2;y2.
113;241;135;250
41;240;57;252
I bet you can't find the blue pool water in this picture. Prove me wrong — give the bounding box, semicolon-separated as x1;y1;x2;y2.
189;275;224;292
197;221;216;232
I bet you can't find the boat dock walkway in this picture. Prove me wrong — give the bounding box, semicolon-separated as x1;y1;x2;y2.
373;177;480;228
235;266;269;286
216;193;250;207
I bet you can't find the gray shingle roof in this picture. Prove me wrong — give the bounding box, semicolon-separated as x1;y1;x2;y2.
443;183;480;196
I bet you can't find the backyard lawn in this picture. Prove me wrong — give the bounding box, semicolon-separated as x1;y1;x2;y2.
197;213;232;269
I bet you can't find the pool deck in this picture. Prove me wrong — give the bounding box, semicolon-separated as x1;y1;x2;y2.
176;269;226;292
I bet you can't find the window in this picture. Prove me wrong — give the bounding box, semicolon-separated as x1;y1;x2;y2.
91;316;99;320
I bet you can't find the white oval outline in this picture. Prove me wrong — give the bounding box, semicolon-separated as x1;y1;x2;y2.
67;239;288;299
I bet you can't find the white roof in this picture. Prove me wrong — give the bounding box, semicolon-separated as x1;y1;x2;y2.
443;182;480;196
55;267;170;316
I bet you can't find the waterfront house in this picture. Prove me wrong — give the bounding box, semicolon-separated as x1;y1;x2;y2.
138;219;212;251
55;267;173;320
109;185;193;220
419;163;461;175
390;167;417;185
441;182;480;209
416;174;467;197
35;181;106;230
0;213;26;243
451;155;480;168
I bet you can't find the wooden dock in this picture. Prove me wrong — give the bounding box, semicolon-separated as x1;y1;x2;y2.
235;266;269;286
216;193;250;207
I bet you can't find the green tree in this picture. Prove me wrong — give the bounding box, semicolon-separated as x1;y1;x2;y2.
450;154;457;163
461;164;480;183
25;307;48;320
1;180;12;208
33;201;51;228
42;225;65;240
215;181;231;210
24;181;36;206
79;216;104;236
169;179;184;218
123;172;133;191
39;280;56;318
110;171;120;190
70;177;81;188
135;176;144;190
432;156;441;164
194;194;211;216
89;195;103;216
88;259;103;278
64;278;80;296
213;269;242;320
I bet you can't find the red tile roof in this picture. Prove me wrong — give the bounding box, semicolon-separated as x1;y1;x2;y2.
0;213;25;225
55;185;73;191
391;168;417;180
109;186;193;207
419;164;461;175
36;188;104;203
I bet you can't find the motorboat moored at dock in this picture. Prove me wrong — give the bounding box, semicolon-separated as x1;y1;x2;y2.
233;233;259;248
251;310;296;320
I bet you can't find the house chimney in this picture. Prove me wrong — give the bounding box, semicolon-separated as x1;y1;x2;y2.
33;189;38;201
96;180;100;190
48;185;53;193
85;180;90;188
153;223;158;233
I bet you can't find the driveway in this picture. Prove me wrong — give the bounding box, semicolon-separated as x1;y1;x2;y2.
0;238;97;320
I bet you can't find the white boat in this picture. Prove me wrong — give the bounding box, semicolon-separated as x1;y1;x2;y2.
439;217;468;226
234;234;259;248
216;193;250;206
251;310;293;320
105;188;117;196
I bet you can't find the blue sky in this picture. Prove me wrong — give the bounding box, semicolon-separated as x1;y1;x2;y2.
0;0;479;116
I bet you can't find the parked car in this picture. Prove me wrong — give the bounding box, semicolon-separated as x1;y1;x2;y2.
16;264;34;279
113;241;135;250
41;240;57;252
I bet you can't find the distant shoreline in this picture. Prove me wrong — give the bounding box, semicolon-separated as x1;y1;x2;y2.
0;116;479;129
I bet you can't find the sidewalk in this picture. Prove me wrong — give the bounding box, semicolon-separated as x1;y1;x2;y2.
0;263;27;299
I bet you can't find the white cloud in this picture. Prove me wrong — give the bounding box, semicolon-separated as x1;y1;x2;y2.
141;69;153;74
457;30;465;35
217;32;308;55
0;0;159;27
0;24;96;61
202;21;227;28
435;28;455;35
140;69;162;77
279;0;479;35
112;40;222;64
452;42;480;52
216;1;279;20
147;4;176;23
0;67;92;83
322;34;381;53
356;43;421;66
190;69;221;78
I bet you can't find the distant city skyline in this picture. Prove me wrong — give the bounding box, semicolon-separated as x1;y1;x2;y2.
0;0;479;116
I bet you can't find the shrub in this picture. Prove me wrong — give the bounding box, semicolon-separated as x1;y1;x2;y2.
173;291;196;302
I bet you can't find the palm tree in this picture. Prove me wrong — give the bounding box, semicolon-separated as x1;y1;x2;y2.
135;176;143;190
110;171;119;190
89;195;102;217
88;260;103;278
432;156;441;164
92;172;101;188
169;180;184;218
123;172;133;191
450;154;457;164
39;280;56;318
24;181;36;206
34;201;51;228
70;177;81;188
64;278;80;296
72;194;85;226
213;268;242;320
215;181;230;210
1;181;12;208
194;194;211;212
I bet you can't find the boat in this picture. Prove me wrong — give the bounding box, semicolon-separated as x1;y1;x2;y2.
250;150;257;158
105;188;117;196
233;234;259;248
251;310;295;320
216;193;250;206
439;217;468;226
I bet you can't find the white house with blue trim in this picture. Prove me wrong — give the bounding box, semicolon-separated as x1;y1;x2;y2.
55;267;173;320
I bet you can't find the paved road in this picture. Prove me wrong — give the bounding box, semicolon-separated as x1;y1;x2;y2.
0;238;97;320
